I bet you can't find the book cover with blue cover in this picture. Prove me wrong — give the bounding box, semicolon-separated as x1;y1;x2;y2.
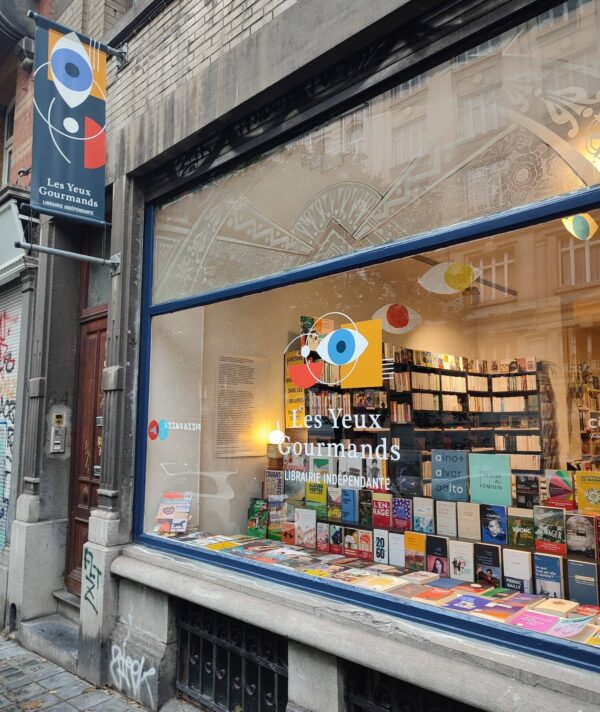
480;504;508;545
431;449;468;501
533;552;563;598
567;559;599;606
468;453;512;506
341;489;358;524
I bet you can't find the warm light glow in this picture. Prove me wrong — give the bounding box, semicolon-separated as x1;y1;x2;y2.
268;422;286;445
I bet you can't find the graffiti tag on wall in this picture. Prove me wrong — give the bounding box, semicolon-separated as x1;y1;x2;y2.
110;618;156;707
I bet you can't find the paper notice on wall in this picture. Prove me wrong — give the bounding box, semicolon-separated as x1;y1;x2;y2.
216;355;268;457
285;352;305;429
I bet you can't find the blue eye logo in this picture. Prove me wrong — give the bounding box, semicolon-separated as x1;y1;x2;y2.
315;328;368;366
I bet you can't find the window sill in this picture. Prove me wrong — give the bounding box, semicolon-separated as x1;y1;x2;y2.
113;539;600;711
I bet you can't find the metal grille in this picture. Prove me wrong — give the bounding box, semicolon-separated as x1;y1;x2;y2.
345;664;484;712
177;602;288;712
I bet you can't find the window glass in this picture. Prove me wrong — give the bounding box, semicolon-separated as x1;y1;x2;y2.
153;0;600;303
144;208;600;649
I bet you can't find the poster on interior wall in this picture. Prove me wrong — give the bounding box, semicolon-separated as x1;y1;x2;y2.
284;352;305;429
216;355;268;457
30;14;107;226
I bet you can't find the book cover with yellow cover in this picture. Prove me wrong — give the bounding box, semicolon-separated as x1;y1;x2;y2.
405;531;426;571
305;481;327;519
576;472;600;514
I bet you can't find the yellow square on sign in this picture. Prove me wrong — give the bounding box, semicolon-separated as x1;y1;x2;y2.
340;319;382;388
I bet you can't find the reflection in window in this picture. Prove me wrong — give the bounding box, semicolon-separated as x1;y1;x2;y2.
538;0;593;25
469;247;515;303
453;37;503;65
391;76;423;101
559;235;600;286
459;87;503;140
393;118;426;165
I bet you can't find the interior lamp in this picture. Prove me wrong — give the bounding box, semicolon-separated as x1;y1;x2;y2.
267;422;286;459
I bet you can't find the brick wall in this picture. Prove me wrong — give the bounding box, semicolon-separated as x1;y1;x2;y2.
104;0;299;134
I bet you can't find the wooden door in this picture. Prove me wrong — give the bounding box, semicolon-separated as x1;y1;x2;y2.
65;315;107;595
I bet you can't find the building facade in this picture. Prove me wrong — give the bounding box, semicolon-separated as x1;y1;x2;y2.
8;1;600;711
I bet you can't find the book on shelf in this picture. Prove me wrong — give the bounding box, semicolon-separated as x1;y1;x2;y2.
411;587;457;605
373;528;389;564
357;530;373;561
294;508;317;549
392;497;412;531
263;470;284;498
509;609;559;634
533;505;566;555
468;453;512;506
502;548;533;593
247;498;268;538
435;500;457;537
412;392;439;411
567;559;599;606
507;507;534;550
532;598;579;617
305;481;327;519
327;486;342;522
358;489;373;527
443;595;489;613
467;374;488;391
473;601;525;621
399;570;440;585
341;489;358;524
426;535;449;577
468;395;491;412
343;527;359;558
474;543;502;588
267;495;287;541
337;456;363;489
533;552;564;598
491;374;537;392
480;504;508;545
510;454;541;471
566;513;597;559
431;449;468;502
372;493;392;528
514;475;541;509
389;451;422;497
448;540;475;582
329;524;343;554
154;490;193;535
388;532;405;567
413;497;435;534
495;434;541;451
457;502;481;540
575;471;600;514
316;522;329;552
405;531;426;571
281;522;295;546
545;469;575;510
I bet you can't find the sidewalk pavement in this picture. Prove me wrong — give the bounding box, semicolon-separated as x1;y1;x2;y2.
0;636;197;712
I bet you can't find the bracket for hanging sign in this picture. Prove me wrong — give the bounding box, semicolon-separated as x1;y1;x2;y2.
14;241;121;274
27;11;128;67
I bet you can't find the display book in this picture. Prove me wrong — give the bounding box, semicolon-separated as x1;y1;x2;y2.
237;342;600;646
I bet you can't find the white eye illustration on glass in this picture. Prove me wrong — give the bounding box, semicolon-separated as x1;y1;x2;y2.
372;303;422;334
51;32;93;109
311;328;368;365
418;261;480;295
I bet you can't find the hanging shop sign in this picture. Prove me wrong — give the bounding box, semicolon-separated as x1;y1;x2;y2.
30;15;107;226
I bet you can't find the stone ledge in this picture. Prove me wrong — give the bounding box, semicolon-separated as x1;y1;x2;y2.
112;544;600;712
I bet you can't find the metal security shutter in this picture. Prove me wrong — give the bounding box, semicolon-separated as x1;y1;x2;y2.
0;284;21;548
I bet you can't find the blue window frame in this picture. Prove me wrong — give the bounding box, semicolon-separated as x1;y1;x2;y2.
134;181;600;673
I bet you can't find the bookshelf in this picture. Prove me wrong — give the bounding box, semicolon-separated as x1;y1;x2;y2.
299;345;557;503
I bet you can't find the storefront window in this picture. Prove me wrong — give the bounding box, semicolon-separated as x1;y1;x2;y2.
153;1;600;303
143;206;600;651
